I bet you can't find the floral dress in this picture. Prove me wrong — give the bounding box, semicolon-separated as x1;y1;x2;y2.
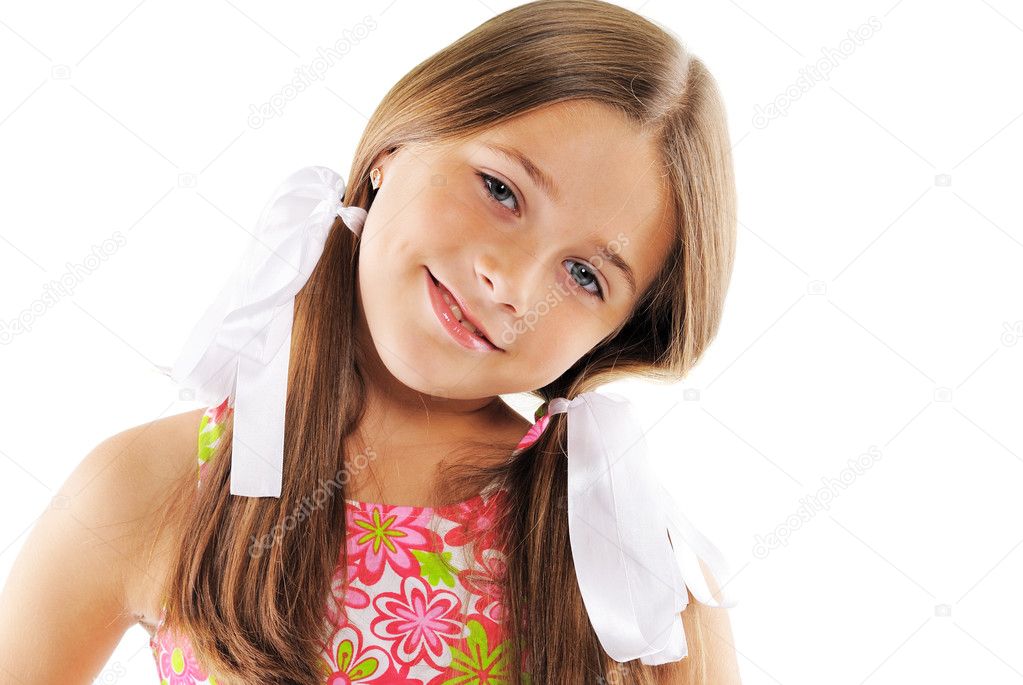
149;398;547;684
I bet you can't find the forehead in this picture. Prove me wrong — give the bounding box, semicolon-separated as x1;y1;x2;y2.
439;101;674;291
466;101;666;212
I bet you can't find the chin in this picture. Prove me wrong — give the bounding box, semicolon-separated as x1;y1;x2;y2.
370;333;455;395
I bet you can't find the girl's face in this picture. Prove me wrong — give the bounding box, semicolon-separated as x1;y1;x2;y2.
356;100;674;401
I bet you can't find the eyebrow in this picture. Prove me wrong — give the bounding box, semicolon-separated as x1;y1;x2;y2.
482;141;638;298
589;241;637;297
482;142;562;205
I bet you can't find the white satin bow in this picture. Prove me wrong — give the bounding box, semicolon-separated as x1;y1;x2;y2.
165;165;366;497
545;391;739;664
161;166;738;665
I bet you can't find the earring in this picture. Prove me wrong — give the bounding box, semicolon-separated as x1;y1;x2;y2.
370;167;382;190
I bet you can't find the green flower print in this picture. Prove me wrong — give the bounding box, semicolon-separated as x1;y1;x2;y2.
197;411;225;466
413;548;461;588
440;619;511;684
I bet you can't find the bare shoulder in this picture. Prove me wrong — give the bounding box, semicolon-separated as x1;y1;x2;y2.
55;406;209;618
0;405;206;682
106;407;209;624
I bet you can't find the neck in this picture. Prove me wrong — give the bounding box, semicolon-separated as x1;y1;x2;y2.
345;288;528;507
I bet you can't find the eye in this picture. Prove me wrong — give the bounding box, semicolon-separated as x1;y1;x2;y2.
477;172;520;214
563;259;605;300
477;172;604;301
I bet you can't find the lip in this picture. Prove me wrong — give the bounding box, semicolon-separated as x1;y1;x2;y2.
425;268;502;353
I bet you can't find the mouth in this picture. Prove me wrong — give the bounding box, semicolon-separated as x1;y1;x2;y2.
425;267;503;353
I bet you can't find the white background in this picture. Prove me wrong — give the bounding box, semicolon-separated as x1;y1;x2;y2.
1;1;1021;683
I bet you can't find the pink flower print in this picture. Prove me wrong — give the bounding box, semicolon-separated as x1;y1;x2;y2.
514;414;551;452
460;549;508;622
371;574;466;671
347;505;433;586
367;661;421;684
318;626;390;684
209;396;231;424
157;627;210;684
444;489;506;552
324;559;370;629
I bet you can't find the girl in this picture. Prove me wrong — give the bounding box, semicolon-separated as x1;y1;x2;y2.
0;0;739;682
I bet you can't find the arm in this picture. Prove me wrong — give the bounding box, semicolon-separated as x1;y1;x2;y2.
652;556;741;684
677;589;742;683
0;409;203;684
673;557;742;684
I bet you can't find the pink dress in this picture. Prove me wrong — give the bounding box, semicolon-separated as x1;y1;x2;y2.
149;398;546;684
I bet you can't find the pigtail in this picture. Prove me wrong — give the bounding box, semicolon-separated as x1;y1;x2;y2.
155;1;736;681
493;387;704;683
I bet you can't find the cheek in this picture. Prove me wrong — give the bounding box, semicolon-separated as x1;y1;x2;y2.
427;177;490;245
360;198;450;272
504;337;595;392
504;306;609;378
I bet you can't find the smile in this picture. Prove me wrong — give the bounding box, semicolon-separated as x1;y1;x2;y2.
425;267;502;353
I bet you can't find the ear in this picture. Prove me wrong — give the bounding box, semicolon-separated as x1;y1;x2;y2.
368;148;398;178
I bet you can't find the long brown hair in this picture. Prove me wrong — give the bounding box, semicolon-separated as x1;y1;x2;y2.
154;1;736;682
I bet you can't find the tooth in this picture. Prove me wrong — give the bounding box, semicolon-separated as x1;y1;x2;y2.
437;283;486;339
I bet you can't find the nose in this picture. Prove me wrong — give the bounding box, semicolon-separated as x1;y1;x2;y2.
475;252;539;316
